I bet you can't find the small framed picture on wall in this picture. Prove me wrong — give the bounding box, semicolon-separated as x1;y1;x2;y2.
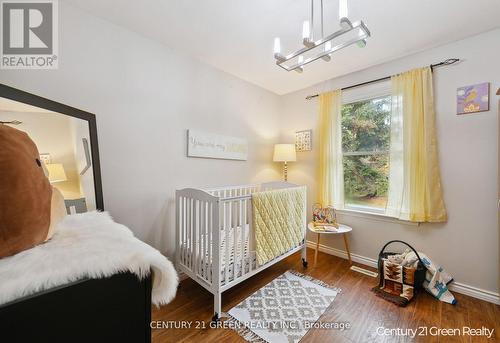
457;82;490;115
295;129;312;152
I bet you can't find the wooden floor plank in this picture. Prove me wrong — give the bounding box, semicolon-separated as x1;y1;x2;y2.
436;293;470;343
408;292;441;343
153;250;499;343
462;295;499;342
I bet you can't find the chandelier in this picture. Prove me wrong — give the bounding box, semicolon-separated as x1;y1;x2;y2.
273;0;370;73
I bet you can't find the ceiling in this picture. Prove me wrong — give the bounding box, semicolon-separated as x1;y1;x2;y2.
65;0;500;95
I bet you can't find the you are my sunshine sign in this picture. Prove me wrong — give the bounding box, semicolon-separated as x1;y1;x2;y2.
187;129;248;161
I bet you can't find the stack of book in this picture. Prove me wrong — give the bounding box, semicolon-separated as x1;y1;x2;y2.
311;224;338;233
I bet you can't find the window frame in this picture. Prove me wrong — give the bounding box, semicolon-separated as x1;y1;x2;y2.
341;81;392;215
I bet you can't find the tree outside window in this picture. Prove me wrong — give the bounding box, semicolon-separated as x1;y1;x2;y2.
341;96;391;212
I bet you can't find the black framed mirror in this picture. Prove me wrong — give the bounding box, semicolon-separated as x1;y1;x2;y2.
0;83;104;212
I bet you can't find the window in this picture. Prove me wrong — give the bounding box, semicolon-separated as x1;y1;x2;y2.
341;95;391;213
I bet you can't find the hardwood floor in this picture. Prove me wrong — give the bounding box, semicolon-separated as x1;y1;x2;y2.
152;250;500;342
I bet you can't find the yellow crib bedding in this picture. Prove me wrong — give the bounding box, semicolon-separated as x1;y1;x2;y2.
252;186;306;265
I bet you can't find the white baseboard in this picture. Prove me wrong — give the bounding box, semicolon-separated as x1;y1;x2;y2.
306;241;378;268
306;240;500;305
448;282;500;305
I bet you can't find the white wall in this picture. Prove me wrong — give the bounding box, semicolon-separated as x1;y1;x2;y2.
280;29;500;294
0;2;282;255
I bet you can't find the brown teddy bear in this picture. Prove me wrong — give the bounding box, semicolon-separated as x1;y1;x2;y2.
0;124;66;258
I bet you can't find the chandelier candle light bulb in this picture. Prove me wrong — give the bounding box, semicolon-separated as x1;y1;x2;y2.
302;21;311;40
339;0;348;19
302;20;314;47
274;37;281;55
274;37;286;62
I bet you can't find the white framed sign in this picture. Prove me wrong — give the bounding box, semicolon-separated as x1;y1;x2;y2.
187;129;248;161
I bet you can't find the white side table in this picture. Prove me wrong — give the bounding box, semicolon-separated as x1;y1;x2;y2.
307;222;353;266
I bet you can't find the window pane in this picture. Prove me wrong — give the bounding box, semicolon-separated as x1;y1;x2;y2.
342;97;391;153
343;154;389;210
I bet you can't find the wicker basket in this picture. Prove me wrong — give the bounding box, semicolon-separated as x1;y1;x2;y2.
372;240;428;306
377;240;427;290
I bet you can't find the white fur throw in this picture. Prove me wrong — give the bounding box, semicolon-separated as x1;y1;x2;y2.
0;211;178;306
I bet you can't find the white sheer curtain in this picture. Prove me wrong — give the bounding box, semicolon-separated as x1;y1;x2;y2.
386;85;411;220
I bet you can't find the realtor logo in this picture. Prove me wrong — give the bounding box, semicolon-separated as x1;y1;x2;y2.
1;0;58;69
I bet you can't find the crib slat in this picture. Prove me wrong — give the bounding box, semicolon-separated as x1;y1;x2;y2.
206;201;210;282
194;199;198;273
203;201;208;281
194;199;197;272
199;200;203;278
188;198;192;270
191;198;195;270
224;202;229;285
178;196;182;265
186;198;189;269
185;197;189;267
232;201;237;282
240;199;245;278
182;197;187;266
200;200;204;278
213;201;221;287
184;197;189;268
200;201;205;280
186;198;193;269
195;200;200;277
248;198;254;272
208;201;213;284
197;200;202;278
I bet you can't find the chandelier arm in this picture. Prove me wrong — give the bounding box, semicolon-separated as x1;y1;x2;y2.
279;30;369;71
276;20;366;63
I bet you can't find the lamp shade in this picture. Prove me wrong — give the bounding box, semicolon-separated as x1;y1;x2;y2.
46;163;67;183
273;144;297;162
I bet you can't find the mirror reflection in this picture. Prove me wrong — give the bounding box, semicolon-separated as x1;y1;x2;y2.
0;97;97;213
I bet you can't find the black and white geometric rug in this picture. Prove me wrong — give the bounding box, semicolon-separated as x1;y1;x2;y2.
226;270;341;343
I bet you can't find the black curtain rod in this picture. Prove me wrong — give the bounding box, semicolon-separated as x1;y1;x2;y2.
305;58;460;100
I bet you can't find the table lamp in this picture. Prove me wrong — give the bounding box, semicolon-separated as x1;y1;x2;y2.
45;163;67;183
273;144;296;181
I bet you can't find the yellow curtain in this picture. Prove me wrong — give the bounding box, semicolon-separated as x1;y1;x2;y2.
317;90;344;209
388;67;447;222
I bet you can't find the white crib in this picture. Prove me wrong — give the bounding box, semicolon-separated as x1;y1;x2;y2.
175;181;308;320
